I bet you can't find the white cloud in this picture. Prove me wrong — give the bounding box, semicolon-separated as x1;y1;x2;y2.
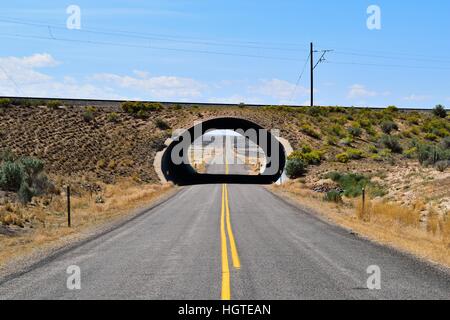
249;78;309;101
91;72;205;99
347;84;377;99
403;94;431;102
0;53;207;100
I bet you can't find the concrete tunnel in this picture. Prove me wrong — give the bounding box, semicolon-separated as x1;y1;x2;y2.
158;117;288;186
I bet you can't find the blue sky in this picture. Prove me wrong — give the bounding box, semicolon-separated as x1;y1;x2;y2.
0;0;449;108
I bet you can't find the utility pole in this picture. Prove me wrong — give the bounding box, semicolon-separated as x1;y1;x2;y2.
309;43;333;108
310;42;314;107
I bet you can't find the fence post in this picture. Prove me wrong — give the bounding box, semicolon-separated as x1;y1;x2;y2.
362;187;366;220
67;185;71;228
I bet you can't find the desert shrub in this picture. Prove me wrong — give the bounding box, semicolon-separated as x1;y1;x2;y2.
326;136;338;146
285;158;306;178
380;135;403;153
20;157;44;179
300;124;321;139
324;190;343;203
339;137;353;147
0;149;16;162
325;172;370;197
336;153;349;163
424;133;439;141
329;124;346;138
407;115;420;125
83;110;94;122
435;160;449;172
416;143;450;166
404;147;417;159
0;161;24;191
432;127;450;138
46;100;62;109
441;137;450;149
432;104;447;118
380;120;398;134
346;148;364;160
422;118;450;134
347;125;362;137
107;112;119;123
368;144;378;154
385;105;399;113
0;98;11;108
173;104;183;110
136;109;148;119
357;118;372;129
155;118;171;130
18;182;33;204
307;106;325;117
288;146;323;165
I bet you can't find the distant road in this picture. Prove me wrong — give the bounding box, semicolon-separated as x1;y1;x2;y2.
0;146;449;299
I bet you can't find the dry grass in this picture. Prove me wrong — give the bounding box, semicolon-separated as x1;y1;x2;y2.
0;179;173;267
272;181;450;269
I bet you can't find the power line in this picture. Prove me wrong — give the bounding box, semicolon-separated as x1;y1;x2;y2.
289;52;311;102
0;64;23;95
0;32;305;62
0;17;310;52
326;60;450;71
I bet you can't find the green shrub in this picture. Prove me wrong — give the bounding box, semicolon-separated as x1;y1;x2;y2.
300;124;321;139
0;161;24;192
339;137;353;147
155;118;171;130
380;120;398;134
0;149;16;162
83;110;94;122
347;125;362;137
20;157;44;180
385;105;399;113
325;172;370;197
288;146;323;165
441;137;450;149
404;147;417;159
407;115;420;125
107;112;119;123
336;153;349;163
0;98;11;108
380;135;403;153
324;190;343;203
46;100;62;109
330;124;346;138
435;160;449;172
285;158;306;178
432;104;447;118
416;143;450;166
18;182;33;204
121;101;163;115
346;148;364;160
424;133;439;141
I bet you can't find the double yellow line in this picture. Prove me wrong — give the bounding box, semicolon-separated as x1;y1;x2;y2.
220;184;240;300
220;158;240;300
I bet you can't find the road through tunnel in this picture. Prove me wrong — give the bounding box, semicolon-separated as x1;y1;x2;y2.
160;117;287;185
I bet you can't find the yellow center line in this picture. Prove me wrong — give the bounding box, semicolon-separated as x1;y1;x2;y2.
225;184;241;269
220;184;231;300
220;153;241;300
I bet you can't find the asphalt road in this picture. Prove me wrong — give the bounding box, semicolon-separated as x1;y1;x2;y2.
0;144;449;300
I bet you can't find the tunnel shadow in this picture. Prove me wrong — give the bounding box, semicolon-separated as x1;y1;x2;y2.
161;117;286;186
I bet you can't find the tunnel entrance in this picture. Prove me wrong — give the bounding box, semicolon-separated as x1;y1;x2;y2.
161;117;286;186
